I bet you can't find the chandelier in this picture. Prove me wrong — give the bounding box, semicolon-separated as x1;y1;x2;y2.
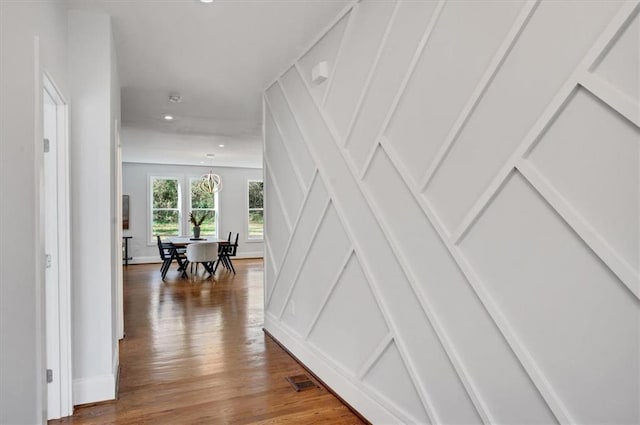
200;171;223;194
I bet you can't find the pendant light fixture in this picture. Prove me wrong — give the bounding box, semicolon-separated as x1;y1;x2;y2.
200;153;223;193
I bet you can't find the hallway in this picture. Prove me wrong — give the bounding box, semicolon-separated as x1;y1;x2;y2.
52;260;364;424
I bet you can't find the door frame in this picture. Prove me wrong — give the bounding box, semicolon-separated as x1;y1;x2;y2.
41;70;73;419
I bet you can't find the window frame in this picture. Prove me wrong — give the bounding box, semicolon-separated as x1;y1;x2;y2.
188;176;219;239
247;179;264;242
148;175;182;244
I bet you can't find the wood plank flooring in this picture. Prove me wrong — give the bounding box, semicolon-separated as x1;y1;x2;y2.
50;259;365;425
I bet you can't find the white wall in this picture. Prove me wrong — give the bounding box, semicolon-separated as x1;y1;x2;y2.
122;162;264;262
68;10;120;406
0;2;69;423
264;1;640;424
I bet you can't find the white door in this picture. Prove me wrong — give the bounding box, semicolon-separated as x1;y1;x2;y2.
43;85;61;419
43;75;72;420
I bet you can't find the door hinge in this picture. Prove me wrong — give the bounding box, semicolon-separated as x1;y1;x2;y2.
44;138;50;153
46;369;53;383
45;254;52;269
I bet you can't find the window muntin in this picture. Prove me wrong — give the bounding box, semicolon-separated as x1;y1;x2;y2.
248;180;264;240
189;177;218;237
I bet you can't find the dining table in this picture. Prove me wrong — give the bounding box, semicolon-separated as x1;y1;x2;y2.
167;237;230;278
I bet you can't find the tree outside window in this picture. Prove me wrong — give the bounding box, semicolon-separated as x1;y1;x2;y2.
190;178;218;237
151;177;181;238
248;180;263;240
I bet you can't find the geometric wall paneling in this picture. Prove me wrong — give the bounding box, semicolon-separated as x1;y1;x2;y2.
298;10;351;105
307;254;389;374
281;204;352;336
265;171;329;316
323;0;397;138
280;61;481;425
263;162;291;269
344;0;441;172
265;1;640;423
459;172;639;425
264;107;304;222
527;88;640;283
362;146;557;424
447;1;640;249
264;248;277;303
592;11;640;104
264;83;316;189
384;0;527;185
423;0;626;234
362;342;431;425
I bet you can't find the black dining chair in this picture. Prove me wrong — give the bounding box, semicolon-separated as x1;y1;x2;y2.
156;236;188;279
220;232;239;274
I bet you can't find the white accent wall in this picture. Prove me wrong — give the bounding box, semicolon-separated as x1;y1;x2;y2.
263;1;640;424
122;162;264;262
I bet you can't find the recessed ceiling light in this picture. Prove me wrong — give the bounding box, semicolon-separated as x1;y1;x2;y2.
200;0;214;3
218;144;225;148
163;115;174;121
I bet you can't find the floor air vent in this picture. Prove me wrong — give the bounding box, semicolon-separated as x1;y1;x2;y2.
286;374;318;392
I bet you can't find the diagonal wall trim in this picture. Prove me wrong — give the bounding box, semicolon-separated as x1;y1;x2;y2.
265;169;324;308
280;64;479;425
517;159;640;299
266;2;640;423
356;333;393;380
373;143;497;424
450;0;639;246
340;0;402;146
418;0;540;191
264;238;280;303
302;248;355;339
264;313;404;424
588;3;640;73
579;71;640;127
354;0;446;180
276;200;332;319
264;97;308;191
264;1;358;92
360;377;431;425
384;137;571;423
320;2;360;108
264;157;294;232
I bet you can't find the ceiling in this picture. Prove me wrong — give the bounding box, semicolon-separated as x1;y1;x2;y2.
65;0;351;168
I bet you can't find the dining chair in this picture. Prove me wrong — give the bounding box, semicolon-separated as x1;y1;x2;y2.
157;236;187;279
218;232;238;274
186;242;219;278
225;232;239;274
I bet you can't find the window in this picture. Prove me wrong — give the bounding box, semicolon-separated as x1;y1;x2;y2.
189;177;218;237
248;180;264;240
151;177;181;239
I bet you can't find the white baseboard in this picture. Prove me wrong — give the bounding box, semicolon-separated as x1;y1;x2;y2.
264;315;399;425
72;373;116;405
128;252;263;265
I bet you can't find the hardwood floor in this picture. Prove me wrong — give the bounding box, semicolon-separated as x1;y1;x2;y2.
51;259;365;425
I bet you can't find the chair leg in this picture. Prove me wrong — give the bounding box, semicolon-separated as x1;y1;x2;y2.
161;259;171;279
221;254;230;271
181;260;189;279
227;257;236;274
